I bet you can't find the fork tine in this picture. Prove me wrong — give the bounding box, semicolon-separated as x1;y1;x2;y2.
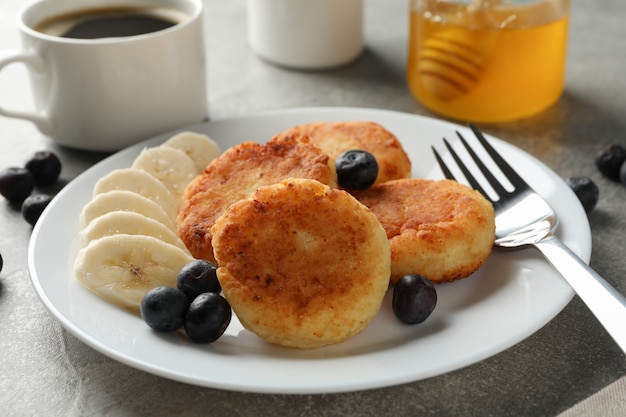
455;130;509;198
467;123;529;189
431;145;455;180
440;138;491;199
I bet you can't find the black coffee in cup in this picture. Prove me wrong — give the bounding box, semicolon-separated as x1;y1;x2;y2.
34;6;188;39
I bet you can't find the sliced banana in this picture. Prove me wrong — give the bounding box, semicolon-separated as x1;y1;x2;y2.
162;131;221;172
92;168;178;219
131;146;198;203
74;234;194;311
79;190;176;231
79;210;190;253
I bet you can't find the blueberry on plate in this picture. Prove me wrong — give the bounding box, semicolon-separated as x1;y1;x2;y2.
177;259;221;301
565;176;599;214
392;274;437;325
140;286;190;332
184;292;231;343
335;150;378;190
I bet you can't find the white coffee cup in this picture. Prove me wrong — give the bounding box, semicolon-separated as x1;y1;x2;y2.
247;0;364;70
0;0;207;152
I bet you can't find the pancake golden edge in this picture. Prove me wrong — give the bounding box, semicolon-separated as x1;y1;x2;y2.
353;178;495;285
211;178;391;349
276;120;411;186
178;134;337;263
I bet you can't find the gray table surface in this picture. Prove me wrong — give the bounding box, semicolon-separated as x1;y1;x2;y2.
2;0;626;416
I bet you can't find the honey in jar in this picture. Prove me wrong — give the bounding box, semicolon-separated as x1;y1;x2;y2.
407;0;569;122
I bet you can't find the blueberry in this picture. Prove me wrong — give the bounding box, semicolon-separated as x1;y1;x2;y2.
140;286;190;332
565;176;599;214
620;161;626;187
21;193;53;226
335;150;378;190
392;274;437;324
595;144;626;180
177;259;221;301
0;167;35;204
184;292;231;343
0;252;3;274
25;151;62;186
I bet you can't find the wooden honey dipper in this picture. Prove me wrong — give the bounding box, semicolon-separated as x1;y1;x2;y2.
417;27;485;101
416;0;495;101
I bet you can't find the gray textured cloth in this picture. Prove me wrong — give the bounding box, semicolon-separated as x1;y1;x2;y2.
558;377;626;417
2;0;626;416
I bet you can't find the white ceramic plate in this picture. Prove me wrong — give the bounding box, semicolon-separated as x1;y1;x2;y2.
28;107;591;394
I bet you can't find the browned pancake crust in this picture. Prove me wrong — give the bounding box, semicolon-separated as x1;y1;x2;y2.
178;135;337;263
276;121;411;186
353;178;495;284
211;178;391;349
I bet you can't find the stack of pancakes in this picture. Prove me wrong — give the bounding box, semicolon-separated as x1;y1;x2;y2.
178;121;495;349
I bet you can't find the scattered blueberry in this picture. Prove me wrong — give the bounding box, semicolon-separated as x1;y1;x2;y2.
565;176;599;214
595;144;626;180
140;286;190;332
184;292;232;343
21;193;53;226
335;150;379;190
25;151;62;186
620;161;626;187
0;167;35;204
392;274;437;324
177;259;220;301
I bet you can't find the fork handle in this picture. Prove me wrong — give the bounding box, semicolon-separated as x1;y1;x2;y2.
535;233;626;355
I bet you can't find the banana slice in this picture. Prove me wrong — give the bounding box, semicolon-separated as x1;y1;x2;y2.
79;190;176;231
92;168;178;219
79;210;190;253
74;234;194;311
131;146;198;203
162;131;221;172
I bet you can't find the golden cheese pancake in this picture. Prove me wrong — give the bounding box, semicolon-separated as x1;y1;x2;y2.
211;178;391;349
276;121;411;186
178;135;337;263
353;178;495;284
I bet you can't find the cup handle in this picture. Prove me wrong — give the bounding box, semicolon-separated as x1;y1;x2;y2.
0;49;52;133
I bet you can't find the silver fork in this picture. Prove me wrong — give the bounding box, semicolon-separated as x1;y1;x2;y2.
432;124;626;355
